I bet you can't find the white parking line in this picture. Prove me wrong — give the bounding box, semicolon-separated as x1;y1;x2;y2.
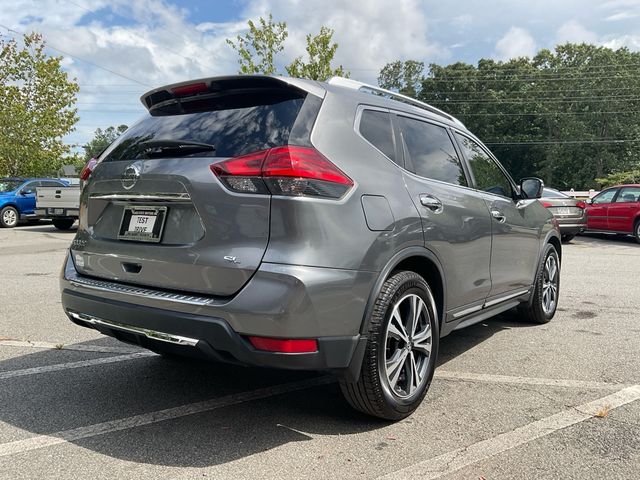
0;376;332;458
0;352;154;380
0;339;142;354
378;384;640;480
435;370;630;390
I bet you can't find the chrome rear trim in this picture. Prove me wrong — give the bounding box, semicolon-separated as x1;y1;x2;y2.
67;271;213;306
67;310;199;346
90;192;191;203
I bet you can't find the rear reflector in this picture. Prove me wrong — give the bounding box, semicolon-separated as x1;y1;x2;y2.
211;146;353;198
247;336;318;353
576;201;586;209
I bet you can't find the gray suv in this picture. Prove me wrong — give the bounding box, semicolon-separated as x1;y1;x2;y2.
61;75;561;420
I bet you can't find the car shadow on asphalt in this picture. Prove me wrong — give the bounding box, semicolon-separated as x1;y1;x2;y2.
0;310;537;468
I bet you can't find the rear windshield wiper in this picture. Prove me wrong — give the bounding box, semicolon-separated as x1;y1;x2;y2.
138;139;216;157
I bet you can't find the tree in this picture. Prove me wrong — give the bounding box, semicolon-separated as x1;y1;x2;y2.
0;32;79;177
285;26;349;81
226;14;288;75
378;60;424;97
83;124;128;161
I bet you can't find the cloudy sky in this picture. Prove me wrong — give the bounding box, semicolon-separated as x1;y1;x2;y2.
2;0;640;149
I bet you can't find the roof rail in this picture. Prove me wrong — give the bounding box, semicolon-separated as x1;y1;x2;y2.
327;76;465;128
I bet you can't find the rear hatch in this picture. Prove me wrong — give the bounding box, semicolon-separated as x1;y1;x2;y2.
75;76;323;296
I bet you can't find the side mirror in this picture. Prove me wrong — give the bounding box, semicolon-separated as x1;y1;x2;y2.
520;177;544;199
21;189;34;196
586;198;593;205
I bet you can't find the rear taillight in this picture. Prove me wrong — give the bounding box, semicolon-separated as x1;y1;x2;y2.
211;146;353;199
576;201;586;209
247;336;318;353
540;201;553;208
80;157;99;181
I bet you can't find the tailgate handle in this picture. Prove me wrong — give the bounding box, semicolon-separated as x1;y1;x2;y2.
121;262;142;274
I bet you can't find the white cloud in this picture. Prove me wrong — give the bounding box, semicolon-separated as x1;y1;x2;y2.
605;11;640;20
494;27;536;60
556;20;598;44
602;34;640;50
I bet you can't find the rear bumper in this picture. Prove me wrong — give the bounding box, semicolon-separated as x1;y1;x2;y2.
554;217;587;236
35;208;79;218
60;252;374;373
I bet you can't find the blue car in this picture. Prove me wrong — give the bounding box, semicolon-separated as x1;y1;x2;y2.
0;178;68;228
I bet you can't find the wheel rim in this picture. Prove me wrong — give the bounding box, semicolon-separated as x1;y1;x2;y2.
384;293;432;399
2;209;17;227
542;255;559;314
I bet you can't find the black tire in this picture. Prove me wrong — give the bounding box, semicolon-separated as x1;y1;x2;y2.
561;234;575;243
634;220;640;245
0;206;19;228
52;218;75;230
340;270;439;421
519;244;560;324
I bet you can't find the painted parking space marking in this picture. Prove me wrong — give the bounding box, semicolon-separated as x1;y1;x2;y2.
0;339;143;354
435;370;630;390
378;385;640;480
0;352;154;380
0;376;332;458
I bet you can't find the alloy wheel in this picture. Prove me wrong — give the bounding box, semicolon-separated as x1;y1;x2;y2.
383;293;432;399
2;208;17;227
542;254;559;314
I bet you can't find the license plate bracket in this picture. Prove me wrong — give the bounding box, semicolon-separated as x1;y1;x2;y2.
118;206;167;243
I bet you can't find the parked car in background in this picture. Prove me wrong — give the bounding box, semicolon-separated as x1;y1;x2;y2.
35;183;80;230
539;187;587;242
0;178;68;228
61;75;561;420
585;184;640;243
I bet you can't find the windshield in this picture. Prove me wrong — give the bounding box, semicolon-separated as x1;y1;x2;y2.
0;180;22;193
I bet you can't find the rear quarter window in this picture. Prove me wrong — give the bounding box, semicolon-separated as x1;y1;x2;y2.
358;109;396;162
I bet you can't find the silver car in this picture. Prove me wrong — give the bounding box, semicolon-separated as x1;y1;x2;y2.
540;187;587;242
61;75;561;420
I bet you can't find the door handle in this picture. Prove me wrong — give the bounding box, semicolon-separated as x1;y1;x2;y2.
419;194;443;214
491;210;506;223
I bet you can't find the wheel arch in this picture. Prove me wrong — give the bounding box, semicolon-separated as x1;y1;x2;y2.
359;247;447;335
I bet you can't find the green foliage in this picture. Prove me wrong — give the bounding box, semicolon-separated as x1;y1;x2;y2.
378;60;424;97
285;26;349;81
596;168;640;187
83;124;128;161
379;44;640;190
226;14;288;75
0;32;79;177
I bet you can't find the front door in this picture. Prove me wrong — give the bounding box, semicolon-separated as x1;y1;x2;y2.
586;188;619;231
15;181;39;215
607;186;640;232
395;114;492;313
454;133;541;298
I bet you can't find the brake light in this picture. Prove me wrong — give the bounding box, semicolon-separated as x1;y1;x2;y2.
210;146;353;198
541;201;553;208
576;201;586;209
171;82;208;97
247;336;318;353
80;157;99;181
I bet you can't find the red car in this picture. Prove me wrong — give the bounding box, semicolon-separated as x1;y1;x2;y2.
586;184;640;243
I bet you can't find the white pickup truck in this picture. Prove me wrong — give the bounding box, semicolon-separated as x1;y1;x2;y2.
35;182;80;230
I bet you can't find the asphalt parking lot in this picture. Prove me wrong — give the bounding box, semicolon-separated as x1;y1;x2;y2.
0;225;638;479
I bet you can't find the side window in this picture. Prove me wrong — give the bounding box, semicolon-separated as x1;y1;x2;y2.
42;181;64;187
359;110;396;162
592;189;618;204
21;182;39;194
456;134;513;198
397;116;467;186
615;187;640;203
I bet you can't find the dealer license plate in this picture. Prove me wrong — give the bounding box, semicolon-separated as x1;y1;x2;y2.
117;206;167;243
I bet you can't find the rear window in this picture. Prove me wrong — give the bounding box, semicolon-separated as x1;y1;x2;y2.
542;188;568;199
102;94;307;161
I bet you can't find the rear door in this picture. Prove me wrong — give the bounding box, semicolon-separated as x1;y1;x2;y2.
586;188;618;230
76;78;321;296
454;133;541;299
607;186;640;232
394;114;492;313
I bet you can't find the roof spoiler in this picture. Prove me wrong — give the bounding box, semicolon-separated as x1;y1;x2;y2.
140;75;325;113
